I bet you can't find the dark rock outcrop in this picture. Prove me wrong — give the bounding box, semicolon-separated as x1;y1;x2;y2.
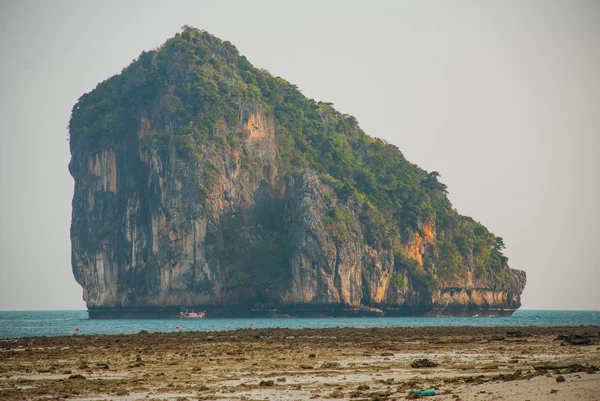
69;28;525;318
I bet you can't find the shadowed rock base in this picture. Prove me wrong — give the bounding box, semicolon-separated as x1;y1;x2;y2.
87;304;518;318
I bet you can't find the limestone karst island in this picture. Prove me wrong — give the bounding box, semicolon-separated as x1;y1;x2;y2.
69;27;526;318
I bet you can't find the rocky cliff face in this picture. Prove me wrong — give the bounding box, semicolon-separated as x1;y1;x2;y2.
69;28;525;318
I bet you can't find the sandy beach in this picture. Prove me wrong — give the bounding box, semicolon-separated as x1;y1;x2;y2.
1;326;599;400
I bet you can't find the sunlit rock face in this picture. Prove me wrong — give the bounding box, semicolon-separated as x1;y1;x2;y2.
69;28;525;318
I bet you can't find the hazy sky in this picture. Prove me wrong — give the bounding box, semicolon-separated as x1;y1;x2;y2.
1;1;598;311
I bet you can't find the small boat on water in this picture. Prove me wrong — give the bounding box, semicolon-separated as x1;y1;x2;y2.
178;309;206;319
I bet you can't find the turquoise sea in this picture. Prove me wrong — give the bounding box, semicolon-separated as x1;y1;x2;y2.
0;309;598;339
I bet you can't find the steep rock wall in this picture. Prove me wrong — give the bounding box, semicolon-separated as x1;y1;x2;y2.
71;113;280;311
70;114;525;317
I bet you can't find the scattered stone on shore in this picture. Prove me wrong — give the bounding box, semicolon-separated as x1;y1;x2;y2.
327;390;344;398
411;359;438;368
321;362;341;369
556;333;592;345
259;379;274;386
534;363;599;374
556;375;565;382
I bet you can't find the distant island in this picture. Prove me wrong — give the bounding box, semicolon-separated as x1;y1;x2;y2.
68;26;525;318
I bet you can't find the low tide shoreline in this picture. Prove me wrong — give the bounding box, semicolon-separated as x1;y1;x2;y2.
1;326;599;400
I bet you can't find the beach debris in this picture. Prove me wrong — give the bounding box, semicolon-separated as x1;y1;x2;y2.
550;389;559;393
300;364;314;369
276;377;286;382
259;379;274;386
409;389;436;397
308;353;317;358
381;352;394;356
68;374;86;380
489;335;505;341
506;330;527;338
357;384;370;390
411;358;438;368
197;384;209;391
555;375;565;382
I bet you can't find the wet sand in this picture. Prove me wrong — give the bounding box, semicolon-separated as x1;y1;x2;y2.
1;326;599;400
